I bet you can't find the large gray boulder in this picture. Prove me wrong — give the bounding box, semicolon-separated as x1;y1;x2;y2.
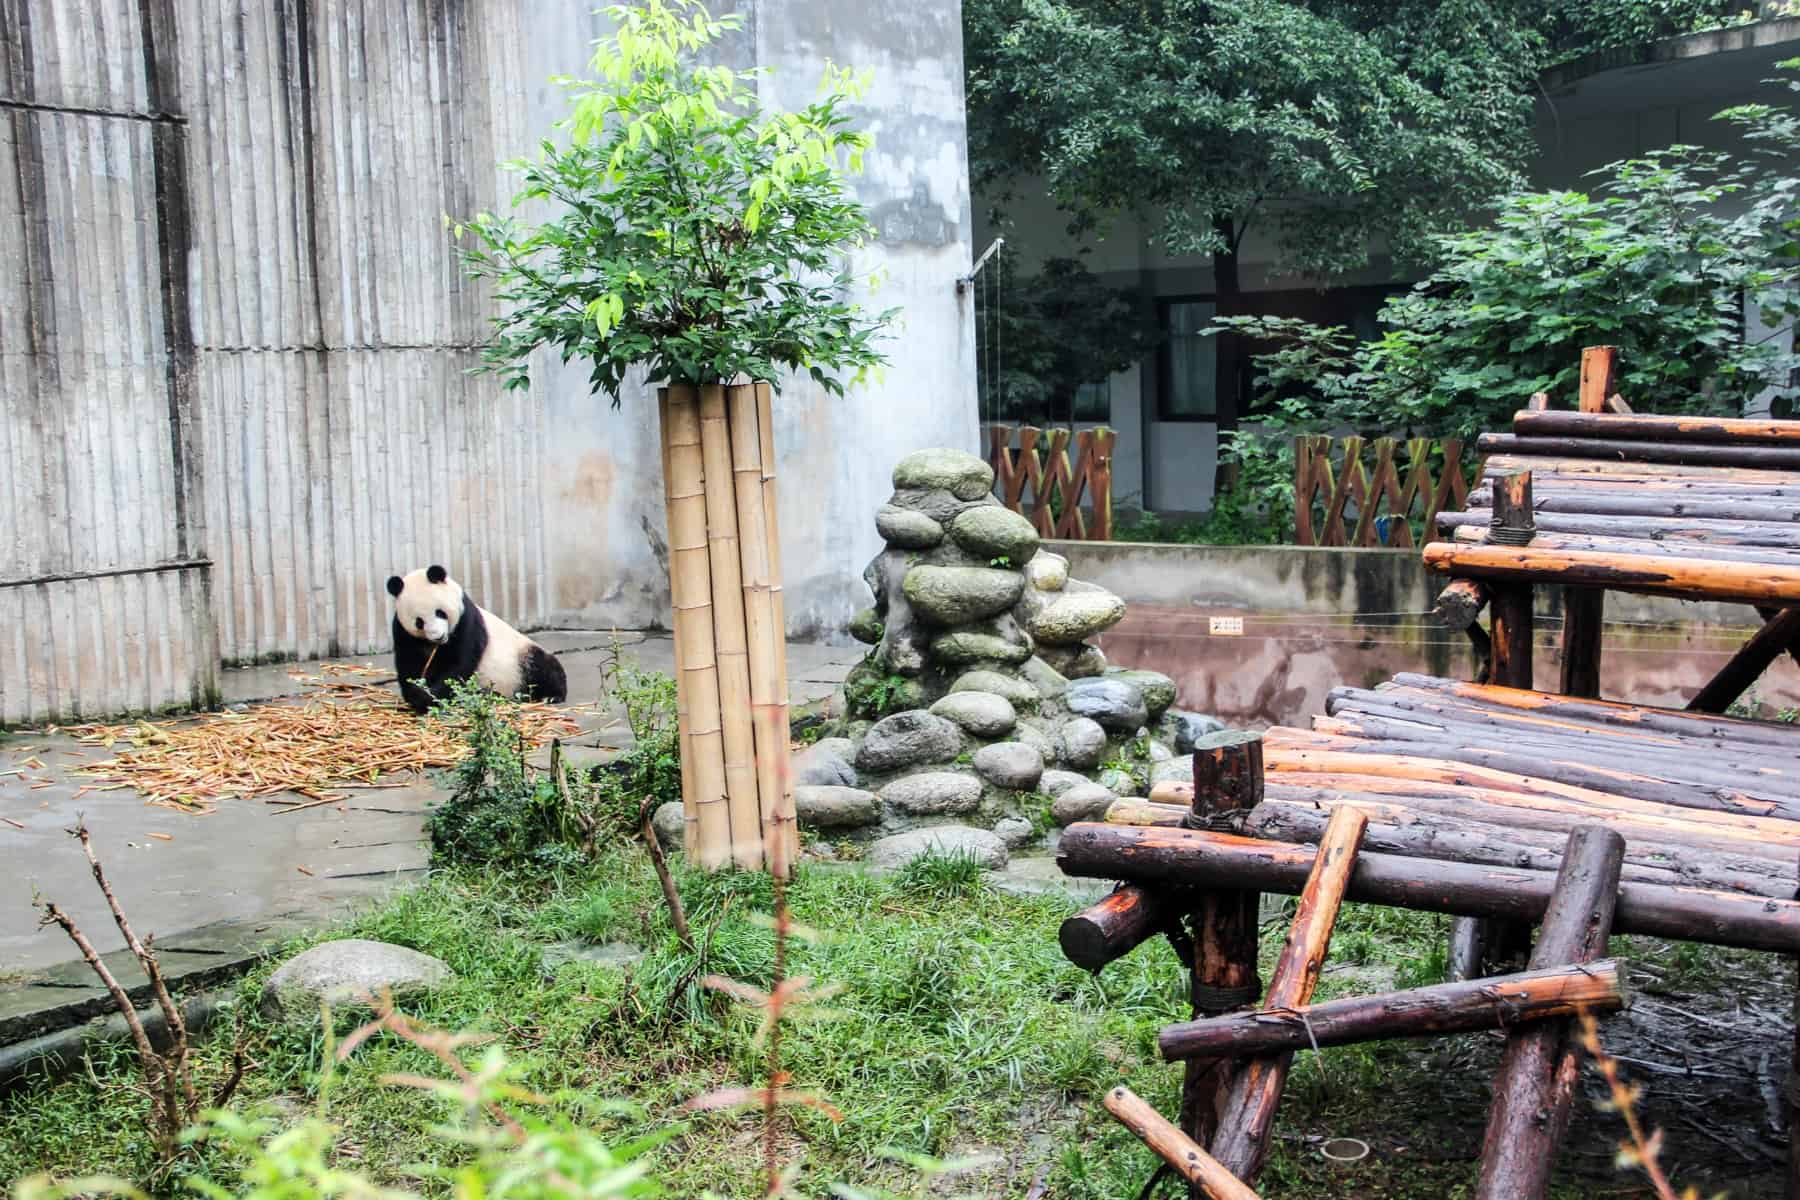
1011;720;1059;764
653;801;686;847
973;742;1045;791
903;566;1026;626
930;626;1033;666
993;817;1037;849
948;669;1040;710
1113;669;1178;717
930;691;1018;738
1038;768;1094;798
857;710;963;771
1151;758;1194;786
794;744;857;788
875;504;945;550
794;785;881;828
1167;710;1228;755
1056;717;1108;770
868;825;1009;870
1051;783;1118;826
879;771;984;816
261;939;453;1023
1025;592;1127;645
1024;550;1068;591
948;505;1041;565
1065;677;1149;734
892;448;995;501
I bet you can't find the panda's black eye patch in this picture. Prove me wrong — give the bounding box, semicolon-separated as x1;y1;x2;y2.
414;618;424;630
435;609;448;620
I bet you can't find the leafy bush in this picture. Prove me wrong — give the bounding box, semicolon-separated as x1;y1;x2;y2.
1187;80;1800;542
592;645;682;839
893;850;989;901
1542;0;1757;64
457;0;891;400
426;683;599;869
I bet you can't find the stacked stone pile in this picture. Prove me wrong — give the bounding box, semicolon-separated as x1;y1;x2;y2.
775;449;1226;870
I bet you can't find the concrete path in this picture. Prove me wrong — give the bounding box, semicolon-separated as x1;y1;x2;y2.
0;632;861;1046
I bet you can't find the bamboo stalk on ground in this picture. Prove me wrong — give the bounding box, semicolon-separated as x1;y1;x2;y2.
754;382;798;870
698;384;764;869
662;387;732;869
728;382;791;875
1158;958;1628;1060
1210;807;1368;1179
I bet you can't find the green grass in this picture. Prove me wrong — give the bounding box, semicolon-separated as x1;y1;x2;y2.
0;858;1769;1199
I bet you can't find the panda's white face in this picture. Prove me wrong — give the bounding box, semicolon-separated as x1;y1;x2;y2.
386;565;465;644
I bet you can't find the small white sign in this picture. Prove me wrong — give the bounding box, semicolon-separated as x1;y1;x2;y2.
1209;615;1245;636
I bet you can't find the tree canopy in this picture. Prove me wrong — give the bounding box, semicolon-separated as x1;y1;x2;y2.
965;0;1546;279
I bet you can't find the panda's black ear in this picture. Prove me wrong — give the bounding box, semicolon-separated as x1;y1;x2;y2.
386;575;404;597
426;564;448;585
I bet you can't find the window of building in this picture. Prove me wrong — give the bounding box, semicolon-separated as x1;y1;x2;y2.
1071;380;1110;423
1157;298;1218;421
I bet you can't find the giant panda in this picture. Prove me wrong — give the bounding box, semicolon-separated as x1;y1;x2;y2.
385;564;568;713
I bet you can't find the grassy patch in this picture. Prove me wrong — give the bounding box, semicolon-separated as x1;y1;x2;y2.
1;863;1784;1198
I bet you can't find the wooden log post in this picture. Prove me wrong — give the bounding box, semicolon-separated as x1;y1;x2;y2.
1559;588;1604;699
1104;1086;1264;1200
1180;732;1266;1153
1060;884;1168;972
1211;807;1368;1180
1468;469;1539;972
1687;606;1800;715
1474;825;1626;1200
1578;346;1619;414
1159;958;1628;1060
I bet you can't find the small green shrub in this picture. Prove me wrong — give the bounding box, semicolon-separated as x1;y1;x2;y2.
843;661;917;720
894;850;988;900
426;682;599;869
592;643;682;838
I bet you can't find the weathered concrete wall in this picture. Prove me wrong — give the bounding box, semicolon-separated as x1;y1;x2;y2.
1058;540;1800;727
533;0;979;638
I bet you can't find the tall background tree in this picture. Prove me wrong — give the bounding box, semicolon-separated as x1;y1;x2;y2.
965;0;1547;484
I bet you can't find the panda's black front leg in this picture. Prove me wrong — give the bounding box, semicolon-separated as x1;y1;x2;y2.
400;676;439;714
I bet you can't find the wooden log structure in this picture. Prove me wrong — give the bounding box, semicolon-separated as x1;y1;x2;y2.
1157;958;1627;1061
1055;822;1800;953
1060;884;1169;972
1180;731;1266;1150
1475;826;1625;1200
1688;606;1800;715
1103;1086;1263;1200
1210;807;1367;1179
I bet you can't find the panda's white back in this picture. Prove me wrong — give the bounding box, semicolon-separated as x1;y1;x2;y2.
475;605;532;696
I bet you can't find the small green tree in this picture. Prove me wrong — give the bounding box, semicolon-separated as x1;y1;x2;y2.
458;0;893;400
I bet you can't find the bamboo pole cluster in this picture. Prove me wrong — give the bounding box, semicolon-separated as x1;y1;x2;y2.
659;384;797;873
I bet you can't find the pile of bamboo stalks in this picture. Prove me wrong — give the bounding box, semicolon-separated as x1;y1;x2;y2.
64;680;580;813
659;383;796;873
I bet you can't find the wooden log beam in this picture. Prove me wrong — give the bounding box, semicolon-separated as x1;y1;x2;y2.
1159;958;1627;1060
1475;826;1625;1200
1486;471;1536;691
1431;578;1490;631
1479;433;1800;471
1181;731;1267;1152
1448;526;1800;570
1060;884;1168;972
1514;410;1800;446
1421;541;1800;607
1688;606;1800;715
1463;487;1800;524
1055;822;1800;953
1439;507;1800;550
1211;808;1368;1179
1103;1086;1263;1200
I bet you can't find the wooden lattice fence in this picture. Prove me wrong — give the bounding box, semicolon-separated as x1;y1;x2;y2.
987;426;1116;541
1294;435;1481;548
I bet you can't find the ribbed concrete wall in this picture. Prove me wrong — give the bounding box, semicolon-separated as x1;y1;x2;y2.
3;0;976;723
180;0;543;665
0;0;215;723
